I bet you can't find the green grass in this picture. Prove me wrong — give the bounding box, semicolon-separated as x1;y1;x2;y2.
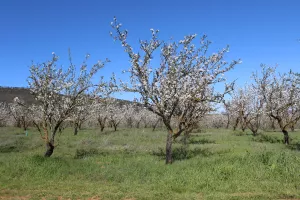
1;127;300;199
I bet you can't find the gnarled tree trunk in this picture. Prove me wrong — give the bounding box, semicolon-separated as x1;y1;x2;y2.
166;131;173;164
44;140;55;157
282;129;289;145
43;123;60;157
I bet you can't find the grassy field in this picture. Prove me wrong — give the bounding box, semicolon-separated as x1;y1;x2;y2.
1;127;300;200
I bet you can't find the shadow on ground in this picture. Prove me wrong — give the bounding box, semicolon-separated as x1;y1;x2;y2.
152;146;214;161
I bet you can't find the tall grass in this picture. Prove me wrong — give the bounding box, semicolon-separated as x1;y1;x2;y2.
1;127;300;199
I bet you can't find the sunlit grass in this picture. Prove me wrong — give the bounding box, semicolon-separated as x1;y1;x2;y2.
1;127;300;199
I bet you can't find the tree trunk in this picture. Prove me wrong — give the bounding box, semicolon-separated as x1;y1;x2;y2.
152;125;156;132
136;122;140;129
152;119;160;131
16;118;22;128
282;129;289;145
233;117;239;131
44;141;54;157
74;124;78;135
166;132;173;164
100;126;105;132
252;130;258;136
226;115;230;129
113;124;117;131
43;123;60;157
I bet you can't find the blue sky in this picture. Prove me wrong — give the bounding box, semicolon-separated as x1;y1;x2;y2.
1;0;300;100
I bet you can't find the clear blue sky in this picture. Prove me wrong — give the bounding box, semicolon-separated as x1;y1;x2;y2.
1;0;300;100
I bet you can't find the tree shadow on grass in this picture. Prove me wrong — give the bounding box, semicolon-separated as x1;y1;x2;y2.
152;146;214;161
188;138;215;145
74;147;137;159
0;138;26;153
0;145;19;153
252;134;282;144
287;141;300;151
74;148;112;159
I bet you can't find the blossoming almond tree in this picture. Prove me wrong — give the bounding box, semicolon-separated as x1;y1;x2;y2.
143;109;162;131
243;87;264;136
254;65;300;144
221;100;232;129
92;100;108;132
122;104;161;129
9;98;32;133
111;17;240;164
0;102;9;127
71;96;92;135
106;99;124;131
122;103;137;128
229;85;264;136
25;51;111;157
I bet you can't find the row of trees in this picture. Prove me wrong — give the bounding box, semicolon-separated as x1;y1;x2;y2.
224;66;300;144
0;99;163;131
1;17;299;164
2;96;298;134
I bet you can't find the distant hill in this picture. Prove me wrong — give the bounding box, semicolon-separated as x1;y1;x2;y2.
0;87;35;104
0;86;133;106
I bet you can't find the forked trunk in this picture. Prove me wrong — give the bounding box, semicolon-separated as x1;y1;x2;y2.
43;123;60;157
248;123;258;136
233;117;239;131
98;117;107;132
166;132;173;164
282;129;289;145
44;141;54;157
